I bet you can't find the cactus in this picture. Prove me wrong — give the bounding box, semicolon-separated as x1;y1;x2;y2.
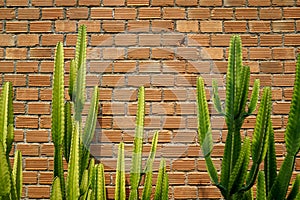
197;35;300;199
0;82;23;200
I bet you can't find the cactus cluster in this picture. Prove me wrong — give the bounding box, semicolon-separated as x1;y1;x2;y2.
197;35;300;199
0;82;22;200
50;25;168;199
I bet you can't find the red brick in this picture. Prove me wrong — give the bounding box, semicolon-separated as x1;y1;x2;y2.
0;61;14;72
152;0;173;6
139;7;161;19
139;61;160;73
285;34;300;46
18;8;39;19
200;21;222;32
273;74;295;86
78;0;100;6
188;8;210;19
7;0;27;6
114;8;136;20
128;20;150;32
249;21;271;32
91;34;113;46
201;48;223;60
67;8;88;19
16;88;38;100
90;8;113;19
211;8;233;19
162;34;185;46
30;21;52;32
284;8;300;19
198;186;222;198
17;144;39;156
173;159;195;170
102;48;125;60
17;34;39;46
174;186;198;199
39;172;53;184
27;186;50;199
199;0;222;6
28;102;51;114
0;8;15;19
101;75;125;87
0;34;14;46
28;75;51;86
260;35;282;46
273;48;295;60
16;116;39;128
127;0;149;6
152;75;175;87
115;34;137;46
6;21;28;33
128;47;150;59
249;48;272;59
103;0;125;6
176;0;197;6
139;34;161;46
177;47;199;60
224;0;246;6
163;8;185;19
4;74;26;86
78;20;101;32
32;0;52;6
30;48;52;59
23;171;38;184
248;0;270;6
260;61;283;73
55;20;76;32
152;48;174;59
177;21;198;32
272;21;294;32
152;20;174;32
55;0;76;6
6;48;27;59
102;21;125;32
42;8;64;19
273;0;294;5
224;21;247;32
260;8;282;19
235;8;258;19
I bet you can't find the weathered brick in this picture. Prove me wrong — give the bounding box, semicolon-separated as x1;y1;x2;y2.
152;48;174;59
260;61;283;73
224;21;247;32
249;48;272;59
16;88;38;100
177;47;199;60
235;8;258;19
55;20;77;32
177;20;198;32
283;8;300;19
30;48;52;59
224;0;246;6
200;21;222;32
248;0;270;6
17;34;39;46
139;7;161;19
102;20;125;32
102;48;125;60
201;48;223;60
78;0;100;6
32;0;52;6
103;0;125;6
174;186;198;199
18;8;39;20
249;21;271;32
17;144;39;156
6;21;28;33
128;47;150;59
273;0;294;6
7;0;28;6
273;21;294;32
211;8;233;19
114;8;136;20
152;20;174;31
16;116;39;128
163;8;185;19
176;0;197;6
0;61;14;72
273;48;295;60
152;0;173;6
27;186;50;199
188;8;210;19
139;34;161;46
42;8;64;19
6;48;27;59
0;8;15;19
260;8;282;19
285;34;300;46
199;0;222;6
128;20;150;32
260;35;282;46
28;74;51;86
55;0;76;6
78;20;101;32
0;34;14;46
28;102;51;114
127;0;149;6
90;8;113;19
30;21;52;32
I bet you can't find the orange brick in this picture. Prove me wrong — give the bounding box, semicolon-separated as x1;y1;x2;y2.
90;34;113;46
260;8;282;19
161;34;184;46
248;0;270;6
114;8;136;20
273;74;295;86
78;20;101;32
145;89;162;101
224;0;246;6
127;0;149;6
200;21;222;32
285;34;300;46
32;0;53;6
198;186;222;198
115;34;137;46
55;0;76;6
30;48;52;59
273;0;294;5
23;171;38;184
17;144;39;156
17;34;39;46
0;61;14;72
249;21;271;32
249;48;272;60
128;47;150;59
152;0;173;6
152;20;174;32
201;48;223;60
260;35;282;46
127;75;150;86
128;20;150;32
174;186;198;199
0;8;15;19
152;48;174;59
235;8;258;19
55;20;76;32
188;8;210;19
102;48;125;60
42;8;64;19
103;0;125;6
260;61;283;73
102;20;125;32
177;20;198;32
90;8;113;19
18;8;39;20
6;48;27;59
177;47;199;60
7;0;27;6
78;0;100;6
139;34;161;46
67;7;88;19
273;48;295;60
139;61;160;72
6;21;28;33
28;102;51;114
16;116;39;128
284;8;300;19
224;21;247;32
16;88;39;100
27;186;50;199
30;21;52;32
152;75;175;86
41;34;63;46
101;75;125;87
39;172;53;184
199;0;222;6
176;0;197;6
163;8;185;19
272;21;294;32
139;7;161;19
0;34;14;46
173;159;195;170
211;8;233;19
28;74;51;86
4;74;26;86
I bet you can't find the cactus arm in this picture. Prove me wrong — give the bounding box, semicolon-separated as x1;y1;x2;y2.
96;164;106;200
74;25;87;121
6;82;13;155
12;150;22;200
50;177;63;200
80;170;89;196
115;142;126;200
0;142;11;197
154;159;168;200
51;42;65;196
257;171;266;200
228;137;250;196
129;86;145;200
142;131;159;200
0;82;10;153
237;66;250;119
247;79;260;115
285;55;300;156
69;59;76;101
162;168;169;200
264;121;277;195
212;80;224;115
287;174;300;200
267;153;295;200
66;122;80;200
64;102;72;163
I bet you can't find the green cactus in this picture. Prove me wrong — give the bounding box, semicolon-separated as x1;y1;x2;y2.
197;35;272;199
0;82;23;200
198;35;300;199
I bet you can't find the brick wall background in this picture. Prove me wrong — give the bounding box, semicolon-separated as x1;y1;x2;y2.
1;0;300;199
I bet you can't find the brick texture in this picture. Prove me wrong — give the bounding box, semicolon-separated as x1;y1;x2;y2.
0;0;298;199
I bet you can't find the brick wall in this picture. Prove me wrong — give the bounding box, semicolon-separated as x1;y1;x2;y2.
1;0;300;199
